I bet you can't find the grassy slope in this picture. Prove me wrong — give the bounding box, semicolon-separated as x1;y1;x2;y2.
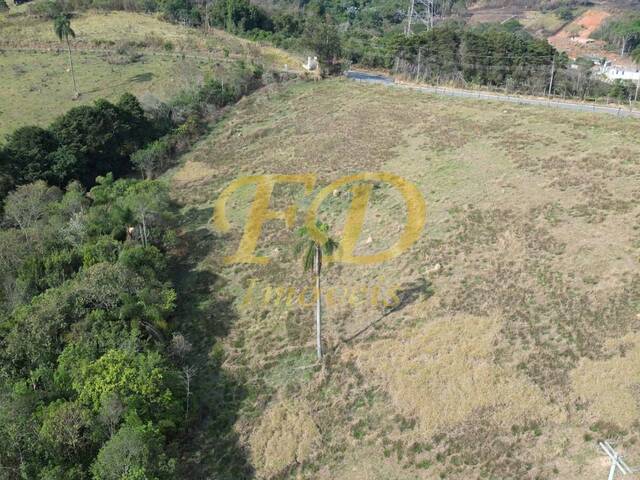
0;10;299;137
169;79;640;479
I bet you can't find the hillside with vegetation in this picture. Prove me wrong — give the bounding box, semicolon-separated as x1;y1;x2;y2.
0;9;297;136
1;0;640;478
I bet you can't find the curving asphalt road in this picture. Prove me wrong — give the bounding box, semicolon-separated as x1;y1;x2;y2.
346;70;640;119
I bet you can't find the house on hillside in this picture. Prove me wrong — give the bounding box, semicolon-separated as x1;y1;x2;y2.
599;61;640;82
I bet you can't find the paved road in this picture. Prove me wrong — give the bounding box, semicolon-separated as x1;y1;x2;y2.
346;70;640;119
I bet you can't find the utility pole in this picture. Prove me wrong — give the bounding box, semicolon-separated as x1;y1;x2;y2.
404;0;435;36
416;47;422;81
634;75;639;102
404;0;415;36
547;54;556;97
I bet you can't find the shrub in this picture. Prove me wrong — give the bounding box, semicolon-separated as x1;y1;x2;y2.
556;7;574;21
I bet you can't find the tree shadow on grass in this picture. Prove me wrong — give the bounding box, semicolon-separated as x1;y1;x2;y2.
170;205;255;479
338;277;435;346
130;72;154;83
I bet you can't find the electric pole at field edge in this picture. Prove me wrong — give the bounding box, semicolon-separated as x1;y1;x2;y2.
548;54;555;97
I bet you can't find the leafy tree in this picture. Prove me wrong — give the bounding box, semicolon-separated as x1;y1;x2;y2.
74;349;181;426
207;0;271;32
609;78;632;100
118;245;167;281
1;95;151;192
556;7;574;21
303;18;342;75
0;171;184;476
119;180;172;248
53;13;79;98
116;93;154;148
39;400;94;460
131;139;169;180
51;99;148;185
0;382;40;478
3;181;62;240
3;286;74;376
1;126;60;185
91;421;175;480
17;247;82;296
81;237;122;267
294;222;338;360
594;16;640;56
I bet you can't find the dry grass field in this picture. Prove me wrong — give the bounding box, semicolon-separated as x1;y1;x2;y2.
170;78;640;479
0;10;298;137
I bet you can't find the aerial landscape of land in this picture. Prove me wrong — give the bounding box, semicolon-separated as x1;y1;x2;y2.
0;0;639;478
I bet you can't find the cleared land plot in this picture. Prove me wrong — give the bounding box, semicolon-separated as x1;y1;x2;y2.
170;79;640;479
520;10;576;36
0;50;222;136
547;9;635;66
0;10;298;136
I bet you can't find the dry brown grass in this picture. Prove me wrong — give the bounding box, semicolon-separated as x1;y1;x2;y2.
352;314;563;436
572;333;640;426
169;78;640;479
248;397;321;479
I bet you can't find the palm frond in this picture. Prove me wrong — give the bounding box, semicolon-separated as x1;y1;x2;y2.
323;237;339;256
296;221;337;271
53;13;74;41
302;244;315;272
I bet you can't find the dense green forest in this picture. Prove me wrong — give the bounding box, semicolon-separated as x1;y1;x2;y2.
0;58;264;478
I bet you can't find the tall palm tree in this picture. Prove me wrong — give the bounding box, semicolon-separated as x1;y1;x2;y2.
295;222;338;361
54;13;79;98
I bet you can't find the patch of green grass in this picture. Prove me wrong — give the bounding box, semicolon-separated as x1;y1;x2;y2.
0;50;217;137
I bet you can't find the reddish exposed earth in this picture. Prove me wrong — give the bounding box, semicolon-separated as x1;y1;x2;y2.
548;9;635;67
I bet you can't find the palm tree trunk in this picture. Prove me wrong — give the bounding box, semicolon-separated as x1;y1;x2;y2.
66;36;79;97
314;246;322;360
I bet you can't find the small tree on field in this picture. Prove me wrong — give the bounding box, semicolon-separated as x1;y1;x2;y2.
54;13;79;98
295;222;338;360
